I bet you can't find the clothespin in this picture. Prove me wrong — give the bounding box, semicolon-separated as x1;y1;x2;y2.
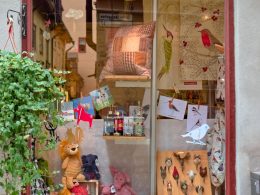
198;99;201;110
80;91;84;99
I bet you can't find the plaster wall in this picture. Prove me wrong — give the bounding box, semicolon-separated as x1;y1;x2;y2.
0;0;21;52
235;0;260;194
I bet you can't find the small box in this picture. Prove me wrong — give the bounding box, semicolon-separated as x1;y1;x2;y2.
251;172;260;195
134;116;145;136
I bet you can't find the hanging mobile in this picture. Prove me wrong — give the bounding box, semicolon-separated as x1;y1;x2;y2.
196;185;204;195
160;166;167;184
193;154;201;170
187;170;196;185
165;157;173;173
172;166;179;185
174;152;190;172
199;166;208;182
180;180;188;195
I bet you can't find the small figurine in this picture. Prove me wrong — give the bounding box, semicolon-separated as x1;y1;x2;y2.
180;180;188;195
196;185;204;195
165;157;173;173
160;166;167;184
193;154;201;170
199;167;208;182
167;181;172;193
187;170;196;185
172;166;179;185
174;152;190;172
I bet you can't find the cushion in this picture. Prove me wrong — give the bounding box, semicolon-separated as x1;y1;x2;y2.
99;22;155;81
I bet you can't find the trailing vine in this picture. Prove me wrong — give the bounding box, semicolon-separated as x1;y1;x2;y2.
0;51;64;194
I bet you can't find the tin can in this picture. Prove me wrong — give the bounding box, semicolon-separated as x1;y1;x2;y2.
123;116;134;136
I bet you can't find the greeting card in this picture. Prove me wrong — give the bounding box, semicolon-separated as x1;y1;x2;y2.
90;85;113;111
61;101;74;121
157;96;187;120
73;96;95;118
187;105;208;132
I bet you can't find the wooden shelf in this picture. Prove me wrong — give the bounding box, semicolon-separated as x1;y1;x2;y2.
103;135;146;140
103;75;151;88
103;75;150;82
79;180;99;183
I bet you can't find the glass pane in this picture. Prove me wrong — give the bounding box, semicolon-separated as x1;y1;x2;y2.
155;0;225;194
31;0;226;194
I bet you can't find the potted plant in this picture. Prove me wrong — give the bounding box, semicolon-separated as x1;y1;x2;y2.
0;51;65;194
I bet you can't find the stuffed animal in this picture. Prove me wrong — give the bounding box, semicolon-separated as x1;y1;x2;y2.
101;167;136;195
82;154;101;180
59;128;85;195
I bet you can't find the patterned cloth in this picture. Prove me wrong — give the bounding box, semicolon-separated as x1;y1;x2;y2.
99;22;155;81
216;55;225;100
206;108;225;188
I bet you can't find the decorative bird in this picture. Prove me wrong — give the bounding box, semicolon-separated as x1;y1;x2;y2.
172;166;180;185
193;154;201;170
187;170;196;185
199;167;208;182
157;25;173;80
196;185;204;195
181;124;210;145
180;180;188;195
160;166;167;184
199;29;223;52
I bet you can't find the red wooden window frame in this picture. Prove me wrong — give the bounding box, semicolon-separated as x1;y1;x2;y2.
22;0;236;194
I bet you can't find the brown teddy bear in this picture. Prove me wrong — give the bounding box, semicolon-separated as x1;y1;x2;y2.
59;128;85;195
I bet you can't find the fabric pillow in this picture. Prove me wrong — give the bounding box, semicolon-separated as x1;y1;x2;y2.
99;22;155;81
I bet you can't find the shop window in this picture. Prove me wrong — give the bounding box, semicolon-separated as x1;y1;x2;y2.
31;0;227;194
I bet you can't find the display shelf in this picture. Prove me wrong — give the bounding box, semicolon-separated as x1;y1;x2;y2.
103;75;151;88
103;75;150;81
103;135;149;145
103;135;146;140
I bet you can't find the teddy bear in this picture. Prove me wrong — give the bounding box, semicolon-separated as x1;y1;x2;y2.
101;167;136;195
59;128;85;195
82;154;101;180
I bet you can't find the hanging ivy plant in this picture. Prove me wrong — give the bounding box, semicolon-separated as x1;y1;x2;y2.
0;51;65;194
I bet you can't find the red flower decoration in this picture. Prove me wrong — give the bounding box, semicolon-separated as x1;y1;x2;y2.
213;9;220;15
195;22;202;28
172;166;180;185
202;67;208;72
183;41;188;47
201;7;207;12
212;16;218;21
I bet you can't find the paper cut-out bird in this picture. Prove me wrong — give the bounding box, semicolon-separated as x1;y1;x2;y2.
181;124;210;145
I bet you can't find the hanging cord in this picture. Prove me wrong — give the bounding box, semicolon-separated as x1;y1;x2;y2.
3;16;18;53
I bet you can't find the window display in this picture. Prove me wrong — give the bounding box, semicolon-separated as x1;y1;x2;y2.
26;0;226;194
